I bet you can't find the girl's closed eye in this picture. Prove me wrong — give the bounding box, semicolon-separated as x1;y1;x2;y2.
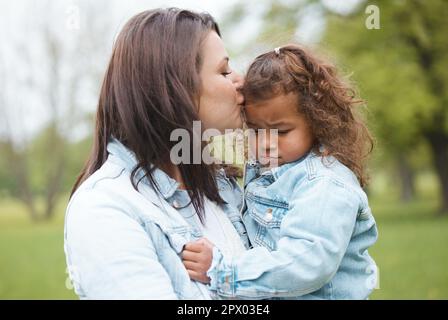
221;70;232;77
245;121;258;130
277;129;291;135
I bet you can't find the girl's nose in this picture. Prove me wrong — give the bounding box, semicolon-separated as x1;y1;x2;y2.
260;131;279;153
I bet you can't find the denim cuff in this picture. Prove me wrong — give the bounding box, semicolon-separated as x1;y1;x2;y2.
206;246;235;296
206;246;223;291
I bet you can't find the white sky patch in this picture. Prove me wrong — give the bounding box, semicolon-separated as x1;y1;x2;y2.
295;3;326;44
322;0;364;15
0;0;244;144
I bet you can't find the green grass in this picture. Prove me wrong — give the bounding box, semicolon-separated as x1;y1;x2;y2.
369;198;448;299
0;197;76;299
0;193;447;299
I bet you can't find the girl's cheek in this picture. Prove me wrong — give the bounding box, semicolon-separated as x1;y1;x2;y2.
281;136;297;155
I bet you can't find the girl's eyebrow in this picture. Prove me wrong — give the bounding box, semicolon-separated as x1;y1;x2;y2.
268;121;287;127
247;120;289;127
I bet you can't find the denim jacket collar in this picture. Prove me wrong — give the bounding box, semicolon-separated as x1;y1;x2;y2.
260;150;312;180
106;138;179;199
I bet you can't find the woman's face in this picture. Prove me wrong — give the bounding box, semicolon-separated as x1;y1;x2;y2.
198;31;244;133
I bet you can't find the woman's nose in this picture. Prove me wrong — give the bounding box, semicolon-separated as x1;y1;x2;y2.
232;71;244;90
232;71;245;105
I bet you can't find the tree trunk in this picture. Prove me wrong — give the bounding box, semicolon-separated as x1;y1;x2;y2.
43;157;65;220
427;132;448;214
397;154;415;202
6;144;39;222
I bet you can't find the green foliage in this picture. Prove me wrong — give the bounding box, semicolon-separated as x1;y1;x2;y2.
323;0;448;153
222;0;448;207
0;142;19;195
0;132;92;198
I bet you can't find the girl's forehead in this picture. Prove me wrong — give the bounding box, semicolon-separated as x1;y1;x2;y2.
245;93;300;125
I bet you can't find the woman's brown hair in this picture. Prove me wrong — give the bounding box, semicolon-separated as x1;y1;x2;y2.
243;44;373;187
71;8;226;221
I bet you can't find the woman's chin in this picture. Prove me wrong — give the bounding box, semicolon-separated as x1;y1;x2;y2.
232;116;244;130
232;105;244;129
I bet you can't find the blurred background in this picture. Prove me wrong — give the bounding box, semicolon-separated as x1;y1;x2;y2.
0;0;447;299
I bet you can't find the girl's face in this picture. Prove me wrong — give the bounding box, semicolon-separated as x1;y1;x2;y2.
198;31;244;133
245;92;314;167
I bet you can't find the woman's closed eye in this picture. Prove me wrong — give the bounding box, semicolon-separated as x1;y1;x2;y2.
221;70;232;77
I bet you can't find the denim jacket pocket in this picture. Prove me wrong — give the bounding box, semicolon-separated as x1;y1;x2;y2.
143;218;192;254
246;193;289;251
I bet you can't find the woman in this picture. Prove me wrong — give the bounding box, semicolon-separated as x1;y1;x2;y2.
64;8;249;299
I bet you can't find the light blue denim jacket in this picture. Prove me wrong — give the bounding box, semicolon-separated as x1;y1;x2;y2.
64;138;250;299
207;151;379;299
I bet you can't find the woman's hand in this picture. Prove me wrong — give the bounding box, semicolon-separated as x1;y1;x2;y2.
182;238;214;284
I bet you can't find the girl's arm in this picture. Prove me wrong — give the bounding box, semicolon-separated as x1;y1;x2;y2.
183;176;360;299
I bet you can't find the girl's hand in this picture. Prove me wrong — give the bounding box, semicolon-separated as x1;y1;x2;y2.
182;238;214;284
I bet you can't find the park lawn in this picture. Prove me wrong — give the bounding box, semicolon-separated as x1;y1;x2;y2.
0;197;77;299
0;195;447;299
368;199;448;299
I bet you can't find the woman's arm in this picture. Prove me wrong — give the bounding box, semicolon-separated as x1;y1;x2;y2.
65;190;178;299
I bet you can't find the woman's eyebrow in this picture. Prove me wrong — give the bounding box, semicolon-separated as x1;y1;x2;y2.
218;57;229;68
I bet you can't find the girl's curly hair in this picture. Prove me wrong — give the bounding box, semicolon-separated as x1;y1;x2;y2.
243;44;373;187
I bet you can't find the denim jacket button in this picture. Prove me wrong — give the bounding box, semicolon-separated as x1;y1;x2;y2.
265;208;273;221
172;200;180;209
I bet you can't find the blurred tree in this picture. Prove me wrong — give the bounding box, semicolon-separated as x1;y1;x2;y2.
0;1;110;221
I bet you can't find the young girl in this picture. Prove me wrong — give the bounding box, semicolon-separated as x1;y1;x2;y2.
182;44;378;299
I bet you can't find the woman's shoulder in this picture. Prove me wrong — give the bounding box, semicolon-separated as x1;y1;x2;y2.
65;166;139;232
66;158;192;235
66;159;150;230
73;160;127;193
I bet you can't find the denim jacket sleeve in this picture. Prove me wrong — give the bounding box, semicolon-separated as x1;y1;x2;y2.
206;176;360;299
65;189;178;299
